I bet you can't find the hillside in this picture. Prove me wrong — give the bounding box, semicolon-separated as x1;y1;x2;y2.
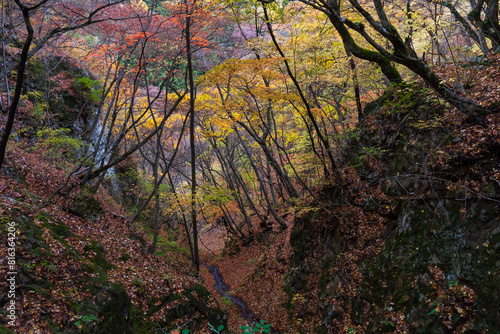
0;128;225;333
2;0;500;333
1;52;498;333
197;54;500;334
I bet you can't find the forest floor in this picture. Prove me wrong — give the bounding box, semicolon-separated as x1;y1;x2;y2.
2;51;500;333
0;136;292;333
0;144;216;333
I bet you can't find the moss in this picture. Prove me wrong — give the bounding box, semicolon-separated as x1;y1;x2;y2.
93;283;133;334
21;55;98;133
119;253;131;262
391;151;413;171
74;189;103;219
284;74;500;332
42;218;71;238
284;208;322;319
1;204;202;333
317;262;332;298
25;57;46;85
3;165;26;183
155;238;189;258
350;198;500;332
129;231;147;249
0;326;16;334
114;160;141;206
314;325;328;334
159;284;227;332
222;238;241;256
131;305;156;333
84;241;113;270
73;76;102;103
289;208;318;268
146;293;182;317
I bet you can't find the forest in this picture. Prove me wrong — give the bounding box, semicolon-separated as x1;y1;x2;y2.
0;0;499;333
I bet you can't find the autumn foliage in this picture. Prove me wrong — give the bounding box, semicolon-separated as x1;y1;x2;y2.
1;0;500;332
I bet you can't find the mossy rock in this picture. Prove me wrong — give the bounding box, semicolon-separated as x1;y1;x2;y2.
284;208;323;317
352;198;500;332
73;76;102;104
130;305;156;333
475;267;500;327
93;283;133;334
346;82;452;184
3;165;26;183
129;231;147;249
0;326;17;334
22;55;98;133
74;190;103;219
114;160;141;206
84;241;113;270
160;284;227;332
43;218;71;238
119;253;131;262
314;324;328;334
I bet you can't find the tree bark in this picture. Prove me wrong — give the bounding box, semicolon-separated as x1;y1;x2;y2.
235;128;287;230
185;0;200;275
0;2;35;170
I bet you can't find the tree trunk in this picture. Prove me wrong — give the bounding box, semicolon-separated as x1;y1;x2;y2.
263;4;342;181
300;0;492;124
346;49;363;122
185;0;200;275
235;128;287;230
0;3;33;170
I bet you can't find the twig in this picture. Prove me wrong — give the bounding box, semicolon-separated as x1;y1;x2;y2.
199;233;216;256
19;156;48;181
373;173;500;203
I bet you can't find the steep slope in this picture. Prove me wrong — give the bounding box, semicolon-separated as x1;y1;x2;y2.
285;53;500;333
0;142;227;334
0;54;226;334
186;53;500;334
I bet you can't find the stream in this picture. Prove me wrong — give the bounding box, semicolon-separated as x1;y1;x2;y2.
202;263;259;323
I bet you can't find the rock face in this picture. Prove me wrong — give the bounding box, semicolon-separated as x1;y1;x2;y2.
285;82;500;333
94;283;133;334
354;197;500;333
23;55;100;136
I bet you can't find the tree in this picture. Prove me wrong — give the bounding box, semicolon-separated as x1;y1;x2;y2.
198;58;296;229
261;3;342;180
79;2;189;185
0;0;131;170
290;0;494;123
184;0;201;274
462;0;499;51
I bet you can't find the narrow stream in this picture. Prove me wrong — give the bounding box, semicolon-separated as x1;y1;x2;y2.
202;263;259;323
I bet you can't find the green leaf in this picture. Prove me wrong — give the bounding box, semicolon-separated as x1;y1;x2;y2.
218;325;224;331
427;308;437;315
182;329;190;334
